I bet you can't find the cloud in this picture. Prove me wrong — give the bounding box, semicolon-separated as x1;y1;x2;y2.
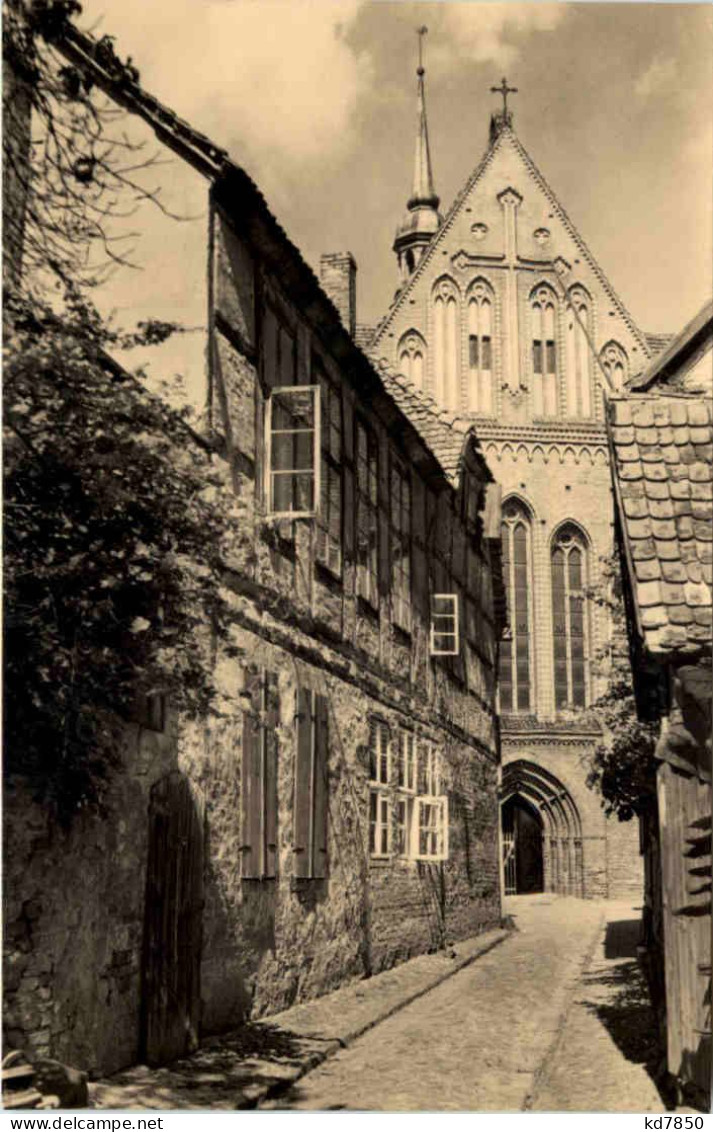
634;56;677;100
81;0;370;163
434;3;567;68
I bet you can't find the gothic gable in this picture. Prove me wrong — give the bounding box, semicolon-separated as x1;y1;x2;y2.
371;128;651;426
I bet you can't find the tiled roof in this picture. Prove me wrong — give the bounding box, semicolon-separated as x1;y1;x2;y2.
370;358;483;488
608;395;713;658
632;301;713;392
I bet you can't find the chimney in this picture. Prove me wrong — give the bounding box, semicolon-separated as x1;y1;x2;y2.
319;252;357;338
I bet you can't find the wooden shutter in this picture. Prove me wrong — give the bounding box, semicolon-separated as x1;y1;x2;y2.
241;671;263;878
264;672;279;879
293;686;314;878
242;669;279;879
312;693;329;879
293;688;329;879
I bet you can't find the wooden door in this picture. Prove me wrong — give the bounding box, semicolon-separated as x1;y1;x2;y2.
142;771;205;1067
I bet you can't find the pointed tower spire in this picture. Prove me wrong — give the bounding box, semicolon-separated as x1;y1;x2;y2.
393;28;441;283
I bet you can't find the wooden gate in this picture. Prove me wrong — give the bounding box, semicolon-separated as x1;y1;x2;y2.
502;803;516;895
657;762;711;1105
142;771;205;1067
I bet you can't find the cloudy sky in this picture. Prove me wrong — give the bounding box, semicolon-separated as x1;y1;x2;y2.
78;1;712;397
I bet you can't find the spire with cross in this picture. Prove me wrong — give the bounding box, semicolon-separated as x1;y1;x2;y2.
489;76;518;143
392;26;441;282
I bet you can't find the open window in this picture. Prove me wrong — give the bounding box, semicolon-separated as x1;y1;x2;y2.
430;593;460;656
265;385;320;519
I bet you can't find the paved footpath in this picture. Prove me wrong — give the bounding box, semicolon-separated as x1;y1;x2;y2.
266;895;667;1112
91;894;669;1112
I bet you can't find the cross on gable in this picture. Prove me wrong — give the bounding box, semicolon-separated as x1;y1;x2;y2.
490;76;518;116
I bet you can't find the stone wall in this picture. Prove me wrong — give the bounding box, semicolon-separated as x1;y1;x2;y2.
184;622;500;1034
3;613;501;1074
3;726;175;1077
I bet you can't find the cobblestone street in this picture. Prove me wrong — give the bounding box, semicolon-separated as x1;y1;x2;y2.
265;895;666;1112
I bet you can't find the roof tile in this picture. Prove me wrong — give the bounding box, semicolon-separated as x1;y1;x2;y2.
684;580;711;607
688;402;711;427
669;604;693;625
643;462;667;480
672;426;690;445
651;518;676;539
636;580;662;607
619;463;644;481
655;539;680;561
661;560;687;583
644;481;670;500
670;403;689;427
636;558;662;581
670;480;691;500
632;403;655;428
675;515;695;540
690;462;712;483
649;498;674;519
631;539;657;561
623;497;649;519
652;402;672;426
690;427;711;445
612;401;632;426
661;445;681;464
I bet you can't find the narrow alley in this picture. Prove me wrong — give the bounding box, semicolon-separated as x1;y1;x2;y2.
264;896;666;1112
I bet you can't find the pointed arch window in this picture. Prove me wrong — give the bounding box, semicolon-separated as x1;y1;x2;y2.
600;342;628;393
433;278;460;411
531;285;558;418
397;330;427;389
565;287;592;418
467;280;494;415
499;500;533;713
551;524;590;710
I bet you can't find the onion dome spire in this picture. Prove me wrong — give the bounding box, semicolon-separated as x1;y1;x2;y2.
393;27;441;283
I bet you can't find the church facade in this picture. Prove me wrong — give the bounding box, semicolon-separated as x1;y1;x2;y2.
367;75;652;899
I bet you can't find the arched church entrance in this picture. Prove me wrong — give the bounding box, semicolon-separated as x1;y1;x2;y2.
501;760;584;897
502;795;543;894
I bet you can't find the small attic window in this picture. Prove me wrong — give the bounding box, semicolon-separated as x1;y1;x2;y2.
430;594;460;656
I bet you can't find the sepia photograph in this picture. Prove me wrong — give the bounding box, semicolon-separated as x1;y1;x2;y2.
2;0;711;1117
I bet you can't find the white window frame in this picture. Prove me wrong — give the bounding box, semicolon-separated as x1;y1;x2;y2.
420;740;441;797
430;593;460;656
369;789;392;859
369;722;392;787
396;730;417;793
412;795;449;861
265;384;321;520
395;730;418;858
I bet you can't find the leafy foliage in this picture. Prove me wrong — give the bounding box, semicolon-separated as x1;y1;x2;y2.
3;3;246;819
584;556;658;821
4;297;247;818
